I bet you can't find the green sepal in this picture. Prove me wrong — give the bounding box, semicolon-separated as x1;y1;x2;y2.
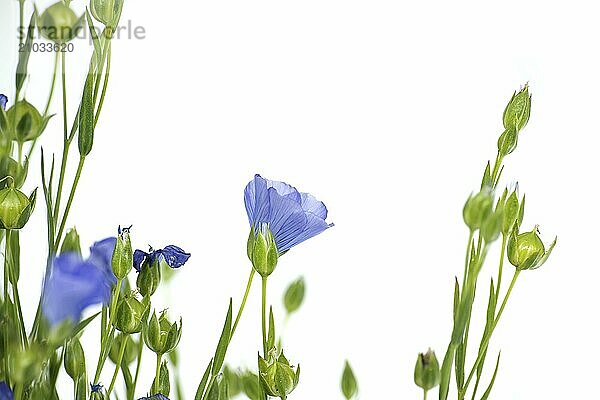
283;277;305;315
78;70;95;156
267;307;275;351
16;12;37;92
341;360;358;400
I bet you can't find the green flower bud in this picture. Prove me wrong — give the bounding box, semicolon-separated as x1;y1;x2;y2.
341;360;358;400
61;227;82;256
507;225;556;271
241;371;264;399
64;337;86;380
502;188;521;235
109;334;138;366
0;157;27;189
223;365;243;398
497;126;518;157
90;0;124;29
5;100;44;142
112;226;133;279
481;208;503;244
462;189;493;231
248;227;278;277
114;294;148;334
283;277;305;315
258;349;300;400
144;310;182;355
137;258;162;297
414;349;440;392
38;2;83;43
0;183;36;229
503;84;531;132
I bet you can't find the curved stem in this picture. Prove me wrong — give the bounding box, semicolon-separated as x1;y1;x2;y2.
495;235;507;303
130;337;143;400
43;52;60;117
231;268;255;338
107;334;129;396
261;276;268;356
94;278;122;383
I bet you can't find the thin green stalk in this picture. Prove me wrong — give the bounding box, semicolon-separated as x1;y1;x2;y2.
231;268;255;337
495;236;507;304
460;270;520;396
461;231;474;302
130;338;144;400
3;233;9;384
261;276;268;356
54;156;86;251
424;389;428;400
52;51;70;228
107;334;129;396
14;383;23;400
94;41;112;125
43;51;60;117
94;278;122;383
153;353;163;395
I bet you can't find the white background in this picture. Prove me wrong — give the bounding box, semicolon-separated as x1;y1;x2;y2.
1;0;598;399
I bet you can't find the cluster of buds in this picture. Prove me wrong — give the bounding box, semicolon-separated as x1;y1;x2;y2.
258;348;300;400
247;225;279;278
462;188;503;243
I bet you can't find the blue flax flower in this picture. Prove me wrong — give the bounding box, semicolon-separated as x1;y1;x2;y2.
0;94;7;110
42;238;117;326
0;382;13;400
244;174;333;254
137;395;169;400
133;245;190;272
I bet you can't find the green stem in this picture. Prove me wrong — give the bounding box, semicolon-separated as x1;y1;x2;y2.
460;270;520;396
94;41;112;126
130;337;144;400
202;267;256;400
14;383;23;400
94;278;122;383
153;353;163;395
2;233;9;384
54;156;86;251
53;51;70;228
495;235;507;304
423;389;427;400
107;334;129;396
261;276;268;356
461;231;474;294
43;51;60;117
231;268;255;337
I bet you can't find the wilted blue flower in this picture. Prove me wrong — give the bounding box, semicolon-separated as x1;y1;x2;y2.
0;94;7;110
244;174;333;254
137;395;169;400
90;383;103;393
0;382;13;400
42;243;115;326
133;245;190;272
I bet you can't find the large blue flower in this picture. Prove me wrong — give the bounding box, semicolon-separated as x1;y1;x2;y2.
244;174;333;254
42;239;116;326
0;382;13;400
0;94;7;110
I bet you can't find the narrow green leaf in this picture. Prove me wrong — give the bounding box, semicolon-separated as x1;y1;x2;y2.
212;299;232;375
85;8;102;66
438;343;456;400
453;277;459;321
16;12;36;92
194;358;213;400
71;311;101;338
78;69;95;156
480;352;501;400
267;306;275;351
341;360;358;399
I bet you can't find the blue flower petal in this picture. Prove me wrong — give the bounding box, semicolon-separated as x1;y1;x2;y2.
300;192;328;220
159;245;191;269
137;395;169;400
42;253;112;326
244;174;271;225
89;237;117;285
284;213;333;250
90;383;103;393
267;188;308;253
0;382;13;400
0;94;7;111
133;249;149;272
